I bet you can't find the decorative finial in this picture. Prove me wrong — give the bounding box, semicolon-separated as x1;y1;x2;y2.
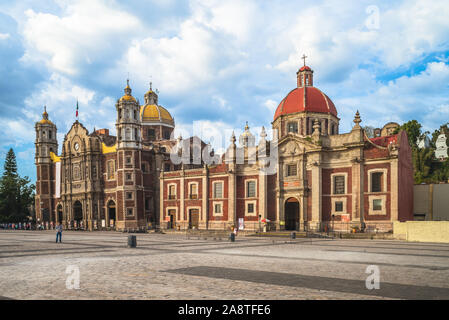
42;105;48;120
353;110;362;127
230;131;236;143
245;121;249;131
150;81;152;91
301;54;307;66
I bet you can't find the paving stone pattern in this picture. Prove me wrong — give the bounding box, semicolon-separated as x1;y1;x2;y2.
0;230;448;300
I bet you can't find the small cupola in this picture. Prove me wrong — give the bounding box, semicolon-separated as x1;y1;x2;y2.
297;54;313;88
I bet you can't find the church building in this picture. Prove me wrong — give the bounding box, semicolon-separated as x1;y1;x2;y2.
35;63;414;232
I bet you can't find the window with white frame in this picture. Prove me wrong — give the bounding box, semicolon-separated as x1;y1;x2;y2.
213;181;223;198
334;175;345;194
371;172;383;192
213;201;223;216
287;122;298;133
189;183;198;199
246;180;256;198
245;200;257;216
168;184;176;200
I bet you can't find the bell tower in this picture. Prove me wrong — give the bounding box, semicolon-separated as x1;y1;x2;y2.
35;107;58;224
115;80;144;230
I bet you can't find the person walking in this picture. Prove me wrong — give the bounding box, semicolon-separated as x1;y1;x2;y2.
56;223;63;243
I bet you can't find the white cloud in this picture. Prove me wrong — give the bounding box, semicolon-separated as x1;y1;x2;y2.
21;0;141;75
0;33;10;40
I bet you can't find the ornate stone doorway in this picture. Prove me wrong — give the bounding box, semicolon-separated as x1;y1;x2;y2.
73;201;83;229
107;200;116;228
285;198;300;231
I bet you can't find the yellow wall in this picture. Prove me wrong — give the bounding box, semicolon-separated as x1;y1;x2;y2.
394;221;449;243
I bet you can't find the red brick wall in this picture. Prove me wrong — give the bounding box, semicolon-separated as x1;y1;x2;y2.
236;175;259;220
208;176;229;221
321;168;352;221
364;163;391;221
267;174;277;221
397;130;414;221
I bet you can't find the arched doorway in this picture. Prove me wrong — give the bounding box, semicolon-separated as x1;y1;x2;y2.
107;200;116;228
285;198;300;231
73;201;83;229
57;205;63;223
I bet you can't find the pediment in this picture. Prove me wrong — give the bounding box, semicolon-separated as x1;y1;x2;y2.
278;135;318;153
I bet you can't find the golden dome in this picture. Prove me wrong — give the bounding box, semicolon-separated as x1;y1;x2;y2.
38;107;53;125
120;94;136;102
140;104;174;125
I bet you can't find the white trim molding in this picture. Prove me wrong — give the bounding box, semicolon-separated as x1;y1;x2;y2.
330;172;348;195
245;200;257;216
212;201;223;216
367;168;388;193
331;197;347;215
368;195;387;215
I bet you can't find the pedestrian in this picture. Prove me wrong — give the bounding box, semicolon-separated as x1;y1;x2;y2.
56;222;63;243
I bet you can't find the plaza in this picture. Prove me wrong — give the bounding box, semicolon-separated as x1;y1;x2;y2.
1;230;449;300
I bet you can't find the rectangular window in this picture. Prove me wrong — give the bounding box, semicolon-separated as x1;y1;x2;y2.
287;164;297;176
168;185;176;199
246;181;256;198
147;129;155;139
334;176;345;194
141;163;146;173
126;208;133;216
335;201;343;212
164;163;171;172
247;203;254;214
215;203;222;214
92;166;97;179
213;182;223;198
163;130;171;140
126;156;132;164
126;173;132;181
189;184;198;199
373;199;382;211
287;122;298;133
371;172;383;192
126;192;133;200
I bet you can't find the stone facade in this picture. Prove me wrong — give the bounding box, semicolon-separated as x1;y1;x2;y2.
160;65;414;232
34;82;180;231
35;65;414;233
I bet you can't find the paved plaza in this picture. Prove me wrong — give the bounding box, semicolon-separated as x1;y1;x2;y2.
0;230;449;300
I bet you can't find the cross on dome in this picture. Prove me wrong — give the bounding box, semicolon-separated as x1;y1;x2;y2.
301;54;307;66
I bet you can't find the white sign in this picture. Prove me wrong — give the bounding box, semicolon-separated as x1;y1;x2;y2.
238;218;244;230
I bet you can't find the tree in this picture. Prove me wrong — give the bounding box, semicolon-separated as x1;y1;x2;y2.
363;125;376;138
393;120;423;148
0;148;35;222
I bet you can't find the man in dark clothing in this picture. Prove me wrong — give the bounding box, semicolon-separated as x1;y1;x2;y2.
56;223;63;243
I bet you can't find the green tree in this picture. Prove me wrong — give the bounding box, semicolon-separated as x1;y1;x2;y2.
0;149;35;222
393;120;423;148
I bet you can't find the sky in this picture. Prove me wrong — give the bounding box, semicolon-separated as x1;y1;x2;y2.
0;0;449;182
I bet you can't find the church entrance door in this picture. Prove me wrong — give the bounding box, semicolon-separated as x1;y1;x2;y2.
107;200;116;228
189;209;199;229
285;198;300;231
73;201;83;229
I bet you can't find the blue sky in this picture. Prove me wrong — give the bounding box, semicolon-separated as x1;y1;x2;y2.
1;0;449;182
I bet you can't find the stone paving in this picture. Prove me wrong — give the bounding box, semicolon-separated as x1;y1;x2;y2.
0;230;449;300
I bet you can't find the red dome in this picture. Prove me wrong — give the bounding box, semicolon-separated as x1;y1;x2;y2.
274;86;337;121
299;65;312;72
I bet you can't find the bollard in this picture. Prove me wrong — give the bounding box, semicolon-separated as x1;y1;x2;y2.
291;232;296;240
229;233;235;242
127;235;137;248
